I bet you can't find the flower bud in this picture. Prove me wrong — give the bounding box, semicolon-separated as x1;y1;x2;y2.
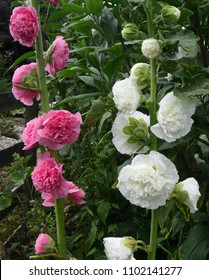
35;233;55;254
161;5;181;23
172;178;200;213
130;63;150;89
121;23;139;41
141;38;161;59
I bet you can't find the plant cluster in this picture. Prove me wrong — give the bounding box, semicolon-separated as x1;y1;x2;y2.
0;0;209;260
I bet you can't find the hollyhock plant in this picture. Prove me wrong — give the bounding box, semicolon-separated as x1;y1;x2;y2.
173;178;201;213
103;237;137;260
37;110;82;150
117;151;179;209
46;36;70;76
31;152;69;198
22;116;43;150
35;233;55;255
41;181;86;207
111;111;150;155
112;78;142;114
9;6;39;47
12;63;40;106
151;92;196;142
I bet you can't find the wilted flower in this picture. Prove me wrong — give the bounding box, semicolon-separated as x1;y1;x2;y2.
198;134;209;154
151;92;196;142
9;6;39;47
12;63;40;106
130;63;150;90
121;23;139;41
173;178;201;213
47;0;60;5
35;233;55;254
31;152;69;198
117;151;179;209
46;36;70;76
112;78;142;114
161;5;181;23
103;237;137;260
141;38;161;59
177;45;198;59
111;111;150;155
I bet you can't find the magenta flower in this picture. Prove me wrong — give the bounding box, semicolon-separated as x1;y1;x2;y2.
47;0;60;5
22;116;43;150
35;233;55;254
31;152;69;198
37;110;82;150
46;36;70;76
9;6;39;47
41;181;86;207
12;63;40;106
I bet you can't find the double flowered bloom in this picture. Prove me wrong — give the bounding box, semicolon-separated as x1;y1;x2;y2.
23;110;82;150
10;6;39;47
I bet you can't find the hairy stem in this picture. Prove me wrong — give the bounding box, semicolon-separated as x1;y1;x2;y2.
145;0;158;260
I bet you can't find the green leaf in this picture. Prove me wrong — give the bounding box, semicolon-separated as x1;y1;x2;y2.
84;96;115;128
179;224;209;259
97;200;111;223
85;223;98;251
4;52;35;75
85;0;103;16
48;4;86;22
69;20;101;35
103;56;125;80
100;7;118;44
174;76;209;99
0;189;12;211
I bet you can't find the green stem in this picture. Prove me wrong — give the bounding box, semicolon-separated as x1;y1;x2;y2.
31;0;67;260
145;0;158;260
55;199;67;260
148;208;158;260
31;0;49;113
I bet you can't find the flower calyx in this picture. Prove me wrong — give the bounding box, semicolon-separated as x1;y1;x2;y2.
123;117;150;147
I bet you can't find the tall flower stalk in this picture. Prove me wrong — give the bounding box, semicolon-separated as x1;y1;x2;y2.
144;0;158;260
31;0;67;260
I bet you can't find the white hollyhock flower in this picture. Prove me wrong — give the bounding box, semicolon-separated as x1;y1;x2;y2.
130;63;150;90
111;111;150;155
151;92;196;142
112;78;141;114
141;38;161;59
174;178;201;213
103;237;136;260
117;151;179;209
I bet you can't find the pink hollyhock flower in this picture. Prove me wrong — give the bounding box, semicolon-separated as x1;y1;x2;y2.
31;152;69;198
46;36;70;76
37;110;82;150
9;6;39;47
47;0;60;5
41;181;86;207
12;63;40;106
22;116;43;150
35;233;55;254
